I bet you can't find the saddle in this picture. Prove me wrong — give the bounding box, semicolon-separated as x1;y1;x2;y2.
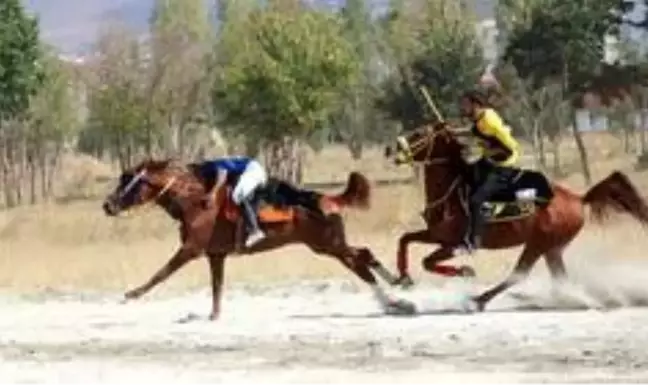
468;168;554;222
220;177;323;225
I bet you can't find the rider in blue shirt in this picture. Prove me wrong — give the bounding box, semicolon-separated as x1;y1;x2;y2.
199;156;268;248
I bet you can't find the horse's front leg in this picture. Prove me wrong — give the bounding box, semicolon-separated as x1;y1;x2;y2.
124;245;201;301
394;229;439;288
206;252;227;321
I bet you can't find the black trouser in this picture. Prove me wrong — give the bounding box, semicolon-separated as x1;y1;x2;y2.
466;158;515;245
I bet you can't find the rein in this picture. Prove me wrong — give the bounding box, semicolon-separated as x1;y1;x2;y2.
118;169;180;213
397;125;465;211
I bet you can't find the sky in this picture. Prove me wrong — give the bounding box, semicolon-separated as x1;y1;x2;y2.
21;0;497;54
21;0;646;56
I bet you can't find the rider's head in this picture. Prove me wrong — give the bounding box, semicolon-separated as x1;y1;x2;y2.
460;89;489;118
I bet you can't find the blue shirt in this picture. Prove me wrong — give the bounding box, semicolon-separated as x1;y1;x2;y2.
199;156;251;185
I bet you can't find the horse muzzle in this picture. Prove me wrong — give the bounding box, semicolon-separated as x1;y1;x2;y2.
384;145;394;159
102;196;121;217
385;145;412;166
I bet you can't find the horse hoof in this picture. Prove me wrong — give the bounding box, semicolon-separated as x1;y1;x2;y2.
385;298;417;316
123;289;142;301
393;275;415;289
470;296;487;312
458;265;476;278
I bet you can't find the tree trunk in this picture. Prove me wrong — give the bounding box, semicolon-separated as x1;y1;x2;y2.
0;127;7;208
40;147;48;201
570;113;592;185
551;134;562;176
28;152;36;205
46;145;61;199
641;109;647;154
348;139;363;160
4;131;17;208
530;121;545;169
263;136;303;185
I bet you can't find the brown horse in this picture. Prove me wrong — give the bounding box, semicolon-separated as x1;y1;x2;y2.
102;159;414;319
385;122;648;311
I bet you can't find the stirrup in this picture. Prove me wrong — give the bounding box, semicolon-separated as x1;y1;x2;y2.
456;236;477;256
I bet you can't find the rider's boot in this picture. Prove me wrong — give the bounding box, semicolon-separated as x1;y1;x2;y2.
240;196;265;248
458;202;484;255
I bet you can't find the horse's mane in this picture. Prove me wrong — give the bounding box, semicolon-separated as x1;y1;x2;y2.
132;157;206;197
135;157;187;173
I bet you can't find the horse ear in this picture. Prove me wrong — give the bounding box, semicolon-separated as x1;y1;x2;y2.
139;158;172;172
157;158;173;169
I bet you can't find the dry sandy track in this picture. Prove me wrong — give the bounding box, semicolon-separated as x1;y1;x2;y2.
2;271;648;384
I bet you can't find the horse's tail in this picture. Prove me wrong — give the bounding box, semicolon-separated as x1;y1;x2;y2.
583;171;648;226
332;171;371;210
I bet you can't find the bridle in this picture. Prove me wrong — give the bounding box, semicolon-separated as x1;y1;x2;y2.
117;169;178;207
395;123;466;211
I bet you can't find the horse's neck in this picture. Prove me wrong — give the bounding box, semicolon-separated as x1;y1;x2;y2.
422;165;463;204
156;191;202;222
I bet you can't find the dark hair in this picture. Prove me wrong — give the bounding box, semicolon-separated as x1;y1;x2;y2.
461;89;489;107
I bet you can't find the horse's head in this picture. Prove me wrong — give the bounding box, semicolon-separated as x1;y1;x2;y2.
102;158;196;216
385;121;463;166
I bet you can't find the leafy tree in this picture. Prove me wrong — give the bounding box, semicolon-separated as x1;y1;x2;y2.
500;0;626;184
0;0;45;207
149;0;215;159
335;0;377;159
213;4;360;182
502;0;622;94
27;47;82;203
81;23;148;170
377;0;487;130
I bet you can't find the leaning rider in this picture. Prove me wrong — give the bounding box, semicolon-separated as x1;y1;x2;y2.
459;89;521;254
199;155;268;248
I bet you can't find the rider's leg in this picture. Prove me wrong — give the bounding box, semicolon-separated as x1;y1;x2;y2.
465;160;506;250
232;160;268;247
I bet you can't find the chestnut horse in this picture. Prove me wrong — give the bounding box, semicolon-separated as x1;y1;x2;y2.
385;122;648;311
102;159;414;319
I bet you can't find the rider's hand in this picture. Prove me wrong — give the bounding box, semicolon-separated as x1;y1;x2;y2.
201;194;214;209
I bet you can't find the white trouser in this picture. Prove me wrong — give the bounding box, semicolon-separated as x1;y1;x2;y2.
232;160;268;204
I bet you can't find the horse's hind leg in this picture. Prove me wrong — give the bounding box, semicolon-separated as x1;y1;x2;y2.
337;246;416;315
544;246;601;309
472;245;543;311
309;215;415;314
354;247;400;285
307;241;415;315
544;247;568;281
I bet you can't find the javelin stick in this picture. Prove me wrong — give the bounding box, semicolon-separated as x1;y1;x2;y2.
419;86;444;123
419;86;471;134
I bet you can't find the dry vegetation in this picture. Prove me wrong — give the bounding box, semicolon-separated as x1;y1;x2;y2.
1;135;648;296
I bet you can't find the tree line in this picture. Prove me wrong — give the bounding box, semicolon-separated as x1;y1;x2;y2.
1;0;648;208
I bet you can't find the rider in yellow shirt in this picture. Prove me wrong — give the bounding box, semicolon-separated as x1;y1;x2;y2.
459;90;521;254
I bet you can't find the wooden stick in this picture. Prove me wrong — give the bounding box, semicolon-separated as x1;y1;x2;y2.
419;86;444;123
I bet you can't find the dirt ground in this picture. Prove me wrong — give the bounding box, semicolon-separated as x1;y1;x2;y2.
2;140;648;383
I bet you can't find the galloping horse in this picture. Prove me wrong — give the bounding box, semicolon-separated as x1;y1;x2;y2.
385;121;648;311
102;159;414;319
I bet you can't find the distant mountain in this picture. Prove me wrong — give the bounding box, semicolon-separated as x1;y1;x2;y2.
23;0;497;55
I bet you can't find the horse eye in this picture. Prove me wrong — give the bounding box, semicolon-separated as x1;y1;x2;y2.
119;173;133;187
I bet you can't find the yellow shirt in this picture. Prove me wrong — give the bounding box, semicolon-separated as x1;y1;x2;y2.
472;108;520;167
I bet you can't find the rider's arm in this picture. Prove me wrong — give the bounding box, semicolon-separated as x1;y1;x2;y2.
208;169;228;200
476;109;519;162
